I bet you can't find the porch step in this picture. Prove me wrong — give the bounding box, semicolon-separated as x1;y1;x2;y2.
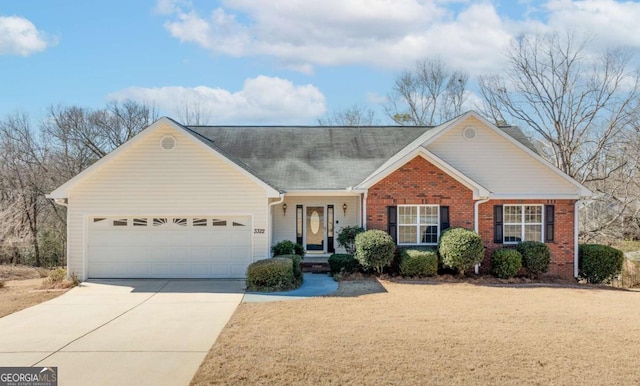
301;261;331;274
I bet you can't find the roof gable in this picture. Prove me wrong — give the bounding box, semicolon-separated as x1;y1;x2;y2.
425;112;592;198
47;117;281;199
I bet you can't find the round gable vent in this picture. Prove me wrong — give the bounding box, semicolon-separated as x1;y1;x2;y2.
160;135;176;150
462;127;476;140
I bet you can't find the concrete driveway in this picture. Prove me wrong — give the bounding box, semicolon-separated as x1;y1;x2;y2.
0;279;244;386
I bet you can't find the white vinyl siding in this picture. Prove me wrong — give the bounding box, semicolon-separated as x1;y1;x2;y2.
426;116;578;196
397;205;439;245
503;205;543;244
66;122;270;280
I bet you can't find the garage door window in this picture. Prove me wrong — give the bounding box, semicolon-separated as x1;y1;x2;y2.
113;219;127;226
133;218;147;227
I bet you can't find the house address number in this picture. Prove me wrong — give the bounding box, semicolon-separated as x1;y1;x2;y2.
254;228;265;234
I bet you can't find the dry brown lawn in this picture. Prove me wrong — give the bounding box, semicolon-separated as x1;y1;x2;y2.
192;278;640;385
0;265;69;318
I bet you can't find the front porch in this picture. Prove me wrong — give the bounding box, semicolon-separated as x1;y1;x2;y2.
271;194;363;256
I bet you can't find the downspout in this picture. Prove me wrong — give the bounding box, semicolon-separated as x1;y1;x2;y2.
268;194;286;258
474;197;490;275
362;191;368;229
574;199;581;278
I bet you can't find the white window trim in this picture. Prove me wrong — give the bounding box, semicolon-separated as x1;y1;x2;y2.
397;204;440;246
503;204;544;244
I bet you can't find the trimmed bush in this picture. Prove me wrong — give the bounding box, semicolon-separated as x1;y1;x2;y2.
516;241;551;278
355;230;395;273
271;240;305;258
328;254;360;275
399;248;438;277
438;228;484;275
490;248;522;279
246;257;298;292
337;226;365;255
275;254;303;283
579;244;625;284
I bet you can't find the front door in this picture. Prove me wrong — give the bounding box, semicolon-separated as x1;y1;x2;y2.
306;206;325;251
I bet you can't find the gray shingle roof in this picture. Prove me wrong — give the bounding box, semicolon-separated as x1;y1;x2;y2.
186;125;535;191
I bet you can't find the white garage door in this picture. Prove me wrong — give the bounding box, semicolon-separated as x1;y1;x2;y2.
87;216;252;278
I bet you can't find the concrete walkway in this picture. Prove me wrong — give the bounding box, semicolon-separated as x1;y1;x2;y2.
243;273;338;302
0;279;244;386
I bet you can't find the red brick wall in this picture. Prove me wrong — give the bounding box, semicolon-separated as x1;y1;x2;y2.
367;156;474;231
478;199;576;279
365;156;576;279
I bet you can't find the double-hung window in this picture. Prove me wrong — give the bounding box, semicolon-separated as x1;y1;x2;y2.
398;205;439;245
503;205;543;243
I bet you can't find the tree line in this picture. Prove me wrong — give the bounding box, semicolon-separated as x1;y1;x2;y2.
0;101;157;266
1;32;638;267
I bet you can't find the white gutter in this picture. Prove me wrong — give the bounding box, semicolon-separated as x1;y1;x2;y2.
474;197;491;275
574;199;581;278
267;194;286;258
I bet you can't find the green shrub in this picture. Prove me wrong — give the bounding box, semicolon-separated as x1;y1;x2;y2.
355;230;395;273
274;254;303;284
271;240;305;258
47;267;67;283
328;254;360;275
38;229;65;267
246;257;299;292
490;248;522;279
579;244;625;284
337;226;365;255
399;248;438;277
438;228;484;275
516;241;551;278
44;267;79;288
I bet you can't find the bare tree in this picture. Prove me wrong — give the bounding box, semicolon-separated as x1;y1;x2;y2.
479;32;640;240
318;104;378;126
0;113;49;266
479;32;640;182
44;100;157;160
384;58;468;125
176;99;211;125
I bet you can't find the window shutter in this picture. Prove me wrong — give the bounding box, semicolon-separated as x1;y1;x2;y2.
545;205;555;242
295;205;303;246
494;205;503;244
387;206;397;243
440;206;450;231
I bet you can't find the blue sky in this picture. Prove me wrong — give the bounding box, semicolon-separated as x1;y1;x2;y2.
2;0;640;124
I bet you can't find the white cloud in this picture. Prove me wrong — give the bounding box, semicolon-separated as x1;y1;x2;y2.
0;16;54;56
157;0;640;75
158;0;513;74
543;0;640;49
108;76;326;124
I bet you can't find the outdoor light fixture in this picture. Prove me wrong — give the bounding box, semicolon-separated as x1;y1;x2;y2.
343;203;348;216
282;203;287;216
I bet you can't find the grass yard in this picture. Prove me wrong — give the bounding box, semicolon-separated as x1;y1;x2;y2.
0;265;70;318
192;278;640;385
